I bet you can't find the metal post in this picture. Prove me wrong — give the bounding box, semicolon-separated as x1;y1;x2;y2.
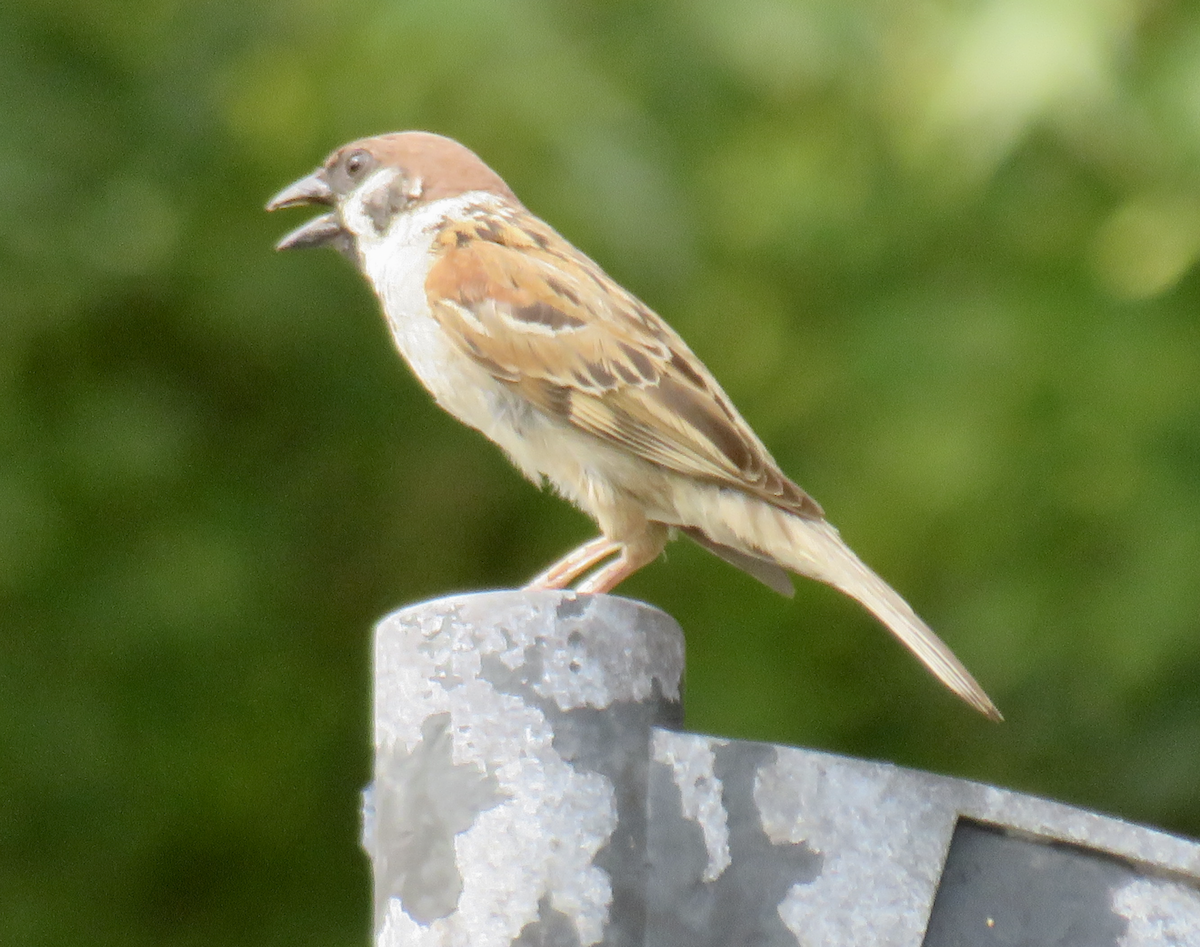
365;590;684;947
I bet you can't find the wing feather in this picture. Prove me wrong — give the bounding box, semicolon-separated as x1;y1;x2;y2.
425;208;822;519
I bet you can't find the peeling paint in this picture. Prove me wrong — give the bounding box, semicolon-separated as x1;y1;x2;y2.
653;730;730;882
372;591;684;947
1113;877;1200;946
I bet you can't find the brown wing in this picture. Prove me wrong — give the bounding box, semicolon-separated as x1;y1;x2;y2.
425;207;822;519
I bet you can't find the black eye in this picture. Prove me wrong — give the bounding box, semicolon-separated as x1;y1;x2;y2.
344;150;370;177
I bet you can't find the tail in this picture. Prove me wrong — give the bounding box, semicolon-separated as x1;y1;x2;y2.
799;518;1001;721
690;491;1002;720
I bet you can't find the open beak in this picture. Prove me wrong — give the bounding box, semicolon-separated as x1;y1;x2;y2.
265;169;344;251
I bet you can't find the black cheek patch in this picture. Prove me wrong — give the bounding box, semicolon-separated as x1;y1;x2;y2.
364;181;409;235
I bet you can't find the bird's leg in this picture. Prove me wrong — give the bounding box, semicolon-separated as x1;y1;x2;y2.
574;523;668;594
573;547;654;594
524;536;622;591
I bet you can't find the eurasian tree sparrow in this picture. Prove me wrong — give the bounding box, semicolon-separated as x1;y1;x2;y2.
267;132;1000;720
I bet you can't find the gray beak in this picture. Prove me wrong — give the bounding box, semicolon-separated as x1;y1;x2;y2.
265;169;345;251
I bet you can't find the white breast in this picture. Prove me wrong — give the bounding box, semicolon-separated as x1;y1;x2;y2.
354;193;510;438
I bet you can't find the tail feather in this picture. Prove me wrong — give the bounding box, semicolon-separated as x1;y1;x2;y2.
778;514;1002;721
683;488;1002;720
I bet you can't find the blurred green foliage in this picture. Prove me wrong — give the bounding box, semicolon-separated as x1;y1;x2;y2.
3;0;1200;943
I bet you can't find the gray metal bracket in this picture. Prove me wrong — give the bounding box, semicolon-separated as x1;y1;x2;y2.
650;730;1200;946
364;591;1200;946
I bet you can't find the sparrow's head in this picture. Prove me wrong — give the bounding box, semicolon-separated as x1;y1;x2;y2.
266;131;518;256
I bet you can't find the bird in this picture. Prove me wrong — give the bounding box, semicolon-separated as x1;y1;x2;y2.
266;131;1001;720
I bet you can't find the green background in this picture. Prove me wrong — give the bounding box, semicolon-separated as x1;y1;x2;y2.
4;0;1200;943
